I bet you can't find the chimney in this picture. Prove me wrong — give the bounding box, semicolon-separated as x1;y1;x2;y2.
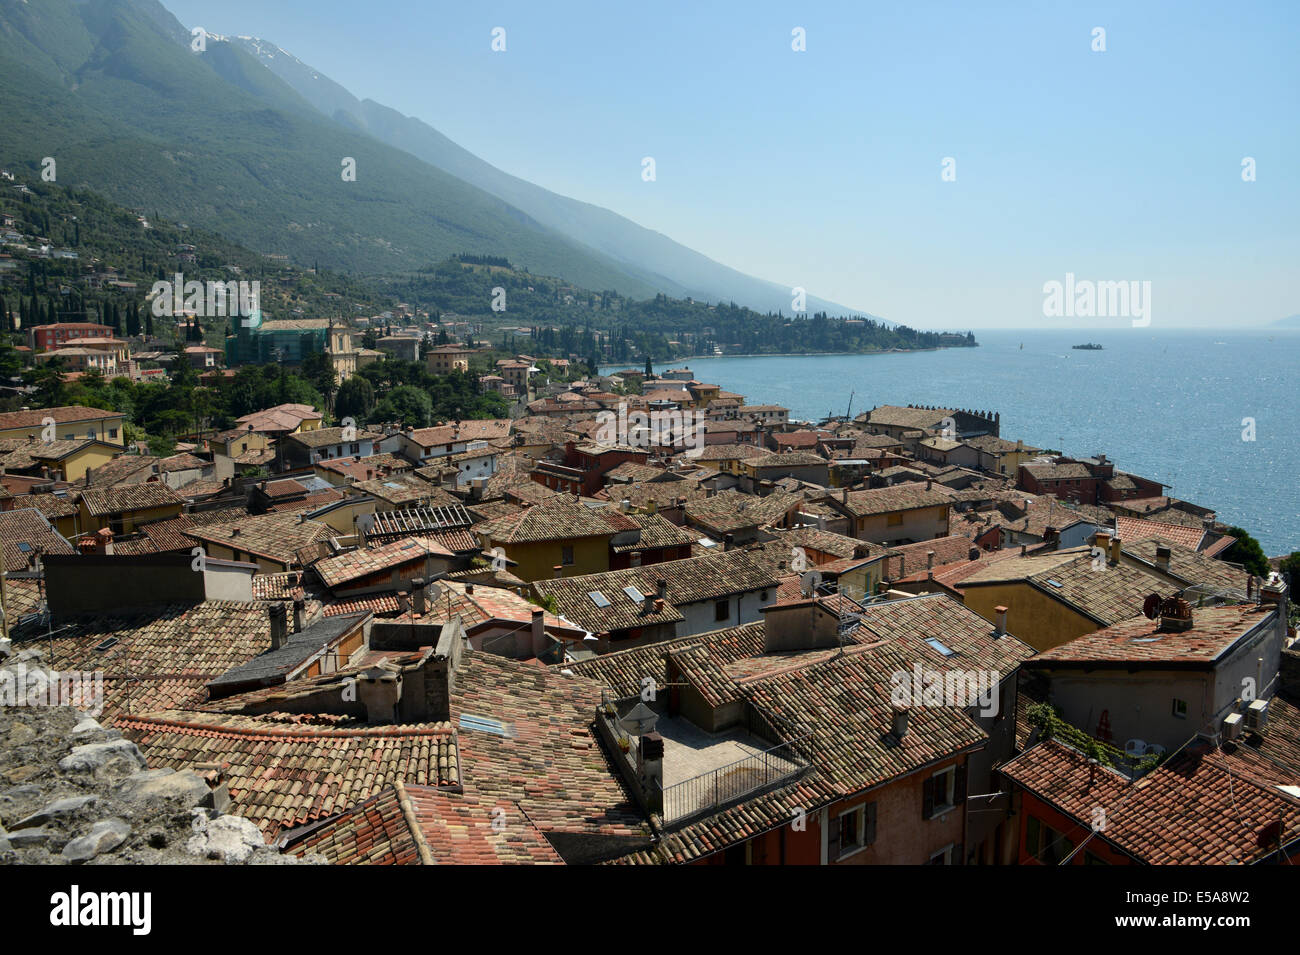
1155;545;1171;571
411;577;426;615
357;666;402;724
1093;530;1111;552
1158;595;1194;633
926;479;932;490
841;486;848;504
926;550;935;570
269;603;288;651
657;578;668;601
890;704;910;740
531;608;544;649
553;564;564;579
630;550;642;568
994;605;1008;637
1260;574;1289;618
1109;536;1122;565
641;731;665;814
969;547;980;561
293;597;305;632
465;583;475;595
724;533;734;551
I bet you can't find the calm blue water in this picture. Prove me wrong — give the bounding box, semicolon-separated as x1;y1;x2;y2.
611;329;1300;555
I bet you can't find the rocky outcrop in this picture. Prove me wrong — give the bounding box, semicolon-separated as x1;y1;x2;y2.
0;647;318;865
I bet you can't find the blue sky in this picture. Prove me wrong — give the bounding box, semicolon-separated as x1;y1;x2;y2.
163;0;1298;329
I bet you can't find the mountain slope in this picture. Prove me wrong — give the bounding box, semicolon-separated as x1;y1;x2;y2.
233;35;872;319
0;0;665;297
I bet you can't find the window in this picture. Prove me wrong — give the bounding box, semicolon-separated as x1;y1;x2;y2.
1025;815;1074;865
828;802;876;860
927;844;954;865
715;599;730;622
922;765;965;819
1172;698;1188;719
350;443;360;455
108;428;118;439
561;545;574;566
887;513;903;526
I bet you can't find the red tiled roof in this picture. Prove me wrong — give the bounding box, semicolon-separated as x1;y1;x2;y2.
1000;737;1300;864
285;783;563;865
1115;515;1205;550
120;711;459;836
1032;604;1276;666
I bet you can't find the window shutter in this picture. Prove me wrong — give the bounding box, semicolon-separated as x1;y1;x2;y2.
828;814;842;859
954;764;967;806
922;776;935;820
865;802;877;845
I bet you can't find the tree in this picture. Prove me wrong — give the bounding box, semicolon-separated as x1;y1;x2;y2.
26;356;67;406
1224;526;1270;578
645;355;652;377
370;385;432;428
335;375;375;423
301;351;338;411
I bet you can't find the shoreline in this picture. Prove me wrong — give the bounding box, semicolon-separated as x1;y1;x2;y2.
606;343;975;368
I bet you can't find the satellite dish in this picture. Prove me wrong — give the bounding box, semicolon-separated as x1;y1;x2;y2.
1142;593;1162;620
619;702;658;737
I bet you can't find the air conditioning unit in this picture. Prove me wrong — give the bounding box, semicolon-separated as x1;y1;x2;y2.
1222;712;1244;741
1247;699;1270;731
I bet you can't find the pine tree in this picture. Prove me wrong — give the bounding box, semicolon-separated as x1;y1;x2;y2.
146;307;154;338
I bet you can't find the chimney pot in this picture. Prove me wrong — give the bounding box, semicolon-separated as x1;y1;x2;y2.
994;605;1008;637
411;577;426;615
1109;536;1122;565
1155;545;1171;571
657;578;668;601
269;603;289;651
891;704;910;739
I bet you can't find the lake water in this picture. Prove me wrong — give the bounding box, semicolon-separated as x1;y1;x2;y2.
612;328;1300;555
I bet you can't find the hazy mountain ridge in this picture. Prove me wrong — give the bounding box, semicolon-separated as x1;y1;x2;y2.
230;34;880;321
0;0;669;296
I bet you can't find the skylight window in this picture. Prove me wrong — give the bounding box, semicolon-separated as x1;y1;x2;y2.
93;637;119;652
623;586;645;604
1045;579;1063;588
925;637;955;656
459;713;512;737
587;590;611;608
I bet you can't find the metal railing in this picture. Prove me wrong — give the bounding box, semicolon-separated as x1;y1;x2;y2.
658;732;812;824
